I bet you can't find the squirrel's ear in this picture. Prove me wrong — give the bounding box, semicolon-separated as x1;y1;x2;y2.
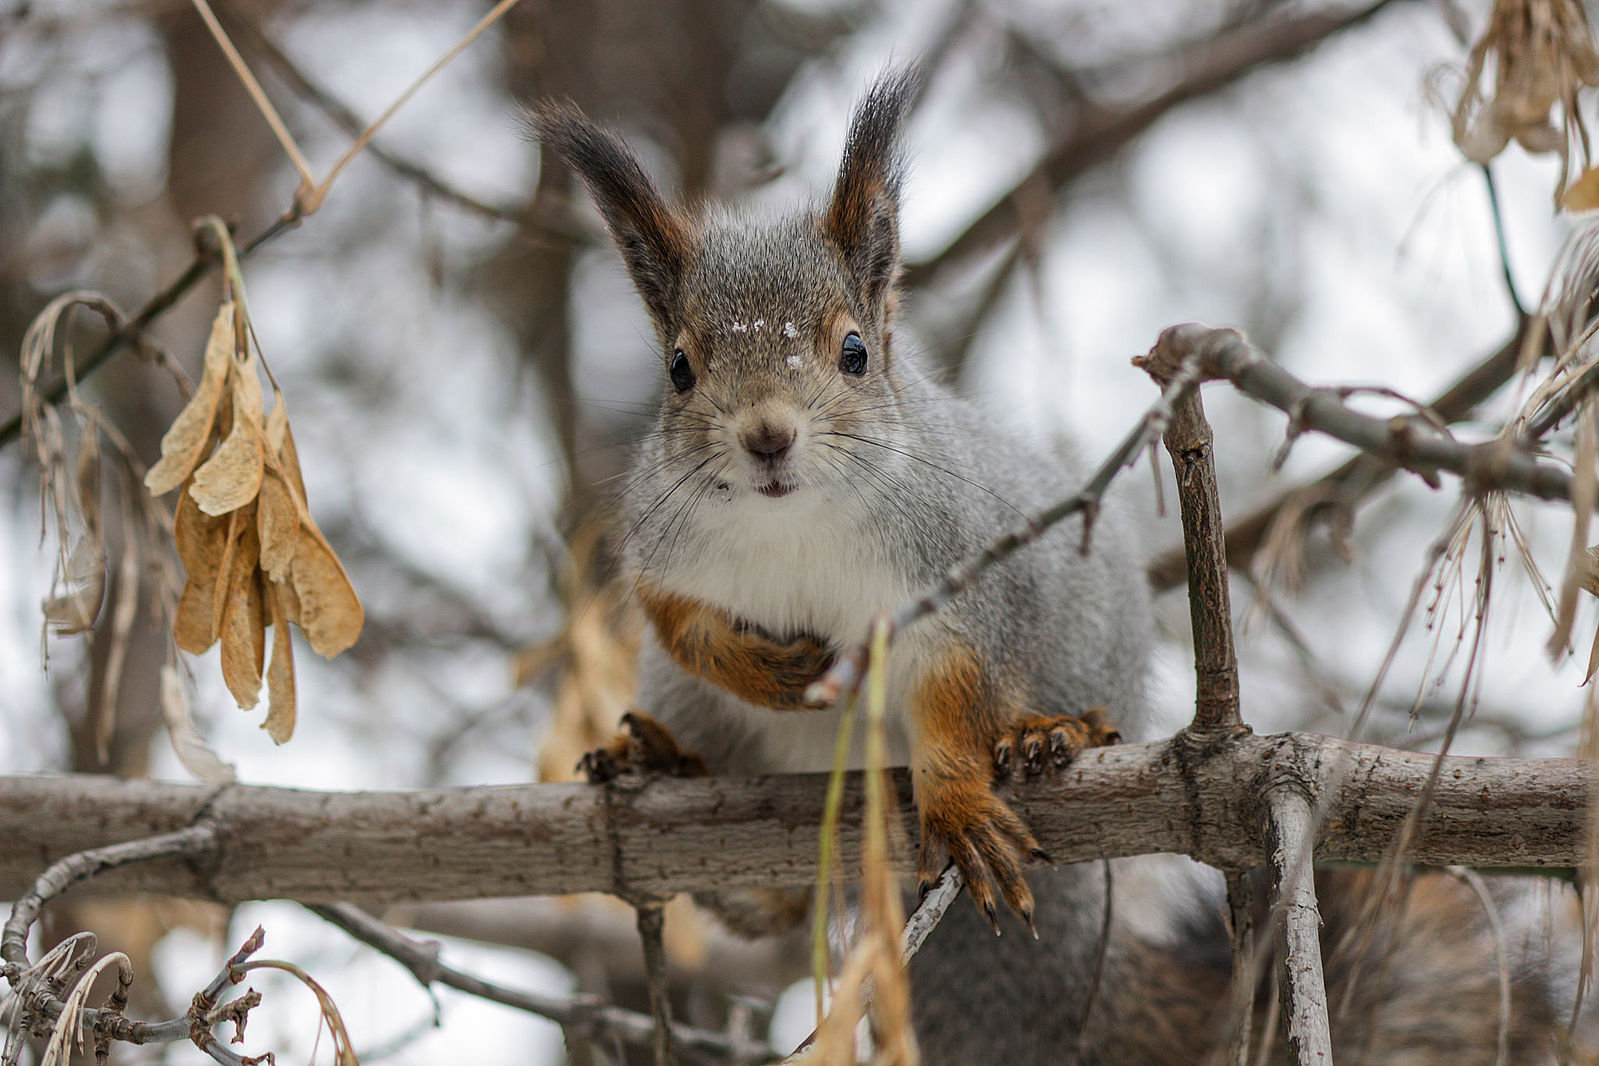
531;102;692;334
822;69;919;313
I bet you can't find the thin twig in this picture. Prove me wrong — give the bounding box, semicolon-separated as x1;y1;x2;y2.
902;0;1404;288
189;0;316;191
212;0;592;243
308;0;523;215
1147;318;1537;592
806;351;1202;707
1221;870;1258;1066
1156;324;1576;503
899;865;963;963
0;216;298;450
1266;791;1333;1066
1150;365;1243;733
1;825;223;1047
636;902;675;1066
306;903;771;1064
1481;163;1525;319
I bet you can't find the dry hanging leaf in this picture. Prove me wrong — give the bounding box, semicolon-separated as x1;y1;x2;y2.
159;665;236;783
266;394;310;506
42;536;106;635
189;345;265;516
1581;545;1599;597
148;288;364;743
287;524;363;657
257;469;300;579
264;577;296;744
1565;165;1599;211
173;489;230;653
219;528;266;709
145;302;235;495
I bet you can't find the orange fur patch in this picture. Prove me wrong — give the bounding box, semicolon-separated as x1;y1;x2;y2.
637;583;833;710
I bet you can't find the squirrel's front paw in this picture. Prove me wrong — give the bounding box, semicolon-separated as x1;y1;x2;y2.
992;708;1120;778
579;711;709;783
917;779;1043;934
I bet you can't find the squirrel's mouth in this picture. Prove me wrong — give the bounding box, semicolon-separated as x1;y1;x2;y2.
757;481;794;498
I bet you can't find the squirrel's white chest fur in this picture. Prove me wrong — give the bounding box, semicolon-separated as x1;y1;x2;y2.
666;489;909;641
651;484;928;770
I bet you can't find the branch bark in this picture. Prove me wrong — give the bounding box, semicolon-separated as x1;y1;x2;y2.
0;731;1588;904
1267;791;1333;1065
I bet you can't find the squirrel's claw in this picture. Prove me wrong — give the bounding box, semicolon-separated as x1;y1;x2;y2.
579;710;709;783
992;709;1121;780
918;779;1040;930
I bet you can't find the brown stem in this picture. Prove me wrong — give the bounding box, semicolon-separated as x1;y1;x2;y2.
1160;383;1243;733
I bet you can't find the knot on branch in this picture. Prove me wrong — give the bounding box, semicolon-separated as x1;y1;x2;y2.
1135;322;1244;385
1255;734;1327;813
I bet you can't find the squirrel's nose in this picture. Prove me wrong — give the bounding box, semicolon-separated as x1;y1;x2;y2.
742;423;795;462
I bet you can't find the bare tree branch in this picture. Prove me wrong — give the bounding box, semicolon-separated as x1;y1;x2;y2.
1266;790;1333;1066
1147;318;1536;592
1148;373;1243;734
307;903;771;1063
1154;323;1575;503
0;732;1590;904
902;0;1407;290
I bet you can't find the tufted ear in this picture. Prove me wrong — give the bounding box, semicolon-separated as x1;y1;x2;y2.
821;69;918;314
532;102;692;336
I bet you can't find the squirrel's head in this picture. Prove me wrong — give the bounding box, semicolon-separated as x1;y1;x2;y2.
533;71;918;504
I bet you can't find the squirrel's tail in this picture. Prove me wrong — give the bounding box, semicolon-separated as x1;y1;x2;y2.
909;863;1581;1065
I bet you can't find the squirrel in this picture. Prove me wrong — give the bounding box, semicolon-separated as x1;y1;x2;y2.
535;72;1577;1065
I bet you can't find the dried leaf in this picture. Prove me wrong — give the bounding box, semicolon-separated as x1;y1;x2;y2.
219;539;265;709
288;524;364;657
42;536;105;635
189;346;265;516
95;503;142;762
264;577;297;744
268;396;310;504
1566;166;1599;212
257;469;300;580
159;665;236;783
173;488;230;653
75;420;101;538
145;302;235;495
1582;545;1599;598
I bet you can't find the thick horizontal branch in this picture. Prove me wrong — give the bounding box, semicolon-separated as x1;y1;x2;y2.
0;730;1588;905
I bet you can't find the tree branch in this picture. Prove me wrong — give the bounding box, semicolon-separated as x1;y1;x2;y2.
1266;790;1332;1065
1147;318;1535;592
902;0;1406;289
1144;364;1243;734
1155;323;1575;503
0;732;1589;904
307;903;771;1063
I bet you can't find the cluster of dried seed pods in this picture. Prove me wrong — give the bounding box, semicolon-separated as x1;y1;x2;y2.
145;300;362;742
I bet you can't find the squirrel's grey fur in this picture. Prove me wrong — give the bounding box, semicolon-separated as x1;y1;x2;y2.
536;70;1575;1065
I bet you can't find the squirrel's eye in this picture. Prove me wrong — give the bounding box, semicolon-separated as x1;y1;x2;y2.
840;332;868;376
669;349;696;393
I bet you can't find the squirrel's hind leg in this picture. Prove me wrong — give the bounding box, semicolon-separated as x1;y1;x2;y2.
911;645;1124;933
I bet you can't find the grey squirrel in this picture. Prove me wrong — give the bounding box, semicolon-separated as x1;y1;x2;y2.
537;72;1573;1064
